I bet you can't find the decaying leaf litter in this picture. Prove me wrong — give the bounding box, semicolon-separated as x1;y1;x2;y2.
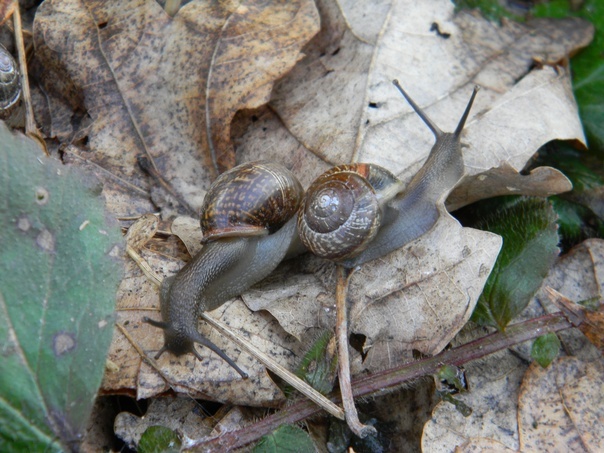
18;0;597;448
32;0;593;402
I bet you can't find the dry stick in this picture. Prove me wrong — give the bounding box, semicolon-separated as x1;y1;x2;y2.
335;266;376;438
200;313;344;420
194;312;572;451
126;245;344;421
12;3;47;155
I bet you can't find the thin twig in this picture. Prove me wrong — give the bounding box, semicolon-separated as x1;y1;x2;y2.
200;313;344;420
335;266;376;437
127;245;161;287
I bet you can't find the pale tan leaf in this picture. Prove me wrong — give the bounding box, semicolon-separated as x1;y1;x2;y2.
447;164;572;211
270;0;591;194
421;350;525;452
518;357;604;452
455;438;516;453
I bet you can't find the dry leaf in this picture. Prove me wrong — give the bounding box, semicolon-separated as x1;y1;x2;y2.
268;0;591;189
447;164;572;211
422;349;526;451
455;438;516;453
518;357;604;452
34;0;319;213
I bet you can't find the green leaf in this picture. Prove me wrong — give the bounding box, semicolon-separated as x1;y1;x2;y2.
139;426;181;453
533;0;604;149
471;198;559;330
531;333;561;368
531;142;604;251
294;330;337;396
253;424;314;453
0;123;123;451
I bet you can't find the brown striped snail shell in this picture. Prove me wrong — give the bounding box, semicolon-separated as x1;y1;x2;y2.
297;164;403;260
0;44;20;112
200;161;304;243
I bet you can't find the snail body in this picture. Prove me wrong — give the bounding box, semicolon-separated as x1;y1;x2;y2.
298;81;478;267
144;162;303;378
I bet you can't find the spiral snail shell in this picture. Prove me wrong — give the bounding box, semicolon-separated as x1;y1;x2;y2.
297;164;403;260
0;44;20;113
200;161;303;243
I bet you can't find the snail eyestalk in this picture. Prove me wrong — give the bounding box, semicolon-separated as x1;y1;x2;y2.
392;79;442;138
454;86;479;137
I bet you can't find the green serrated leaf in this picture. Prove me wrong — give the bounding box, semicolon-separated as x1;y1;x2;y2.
0;123;123;451
531;333;561;368
253;424;314;453
471;198;559;330
295;330;337;396
139;426;181;453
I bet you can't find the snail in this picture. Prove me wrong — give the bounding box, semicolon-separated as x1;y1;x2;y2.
298;80;478;267
144;161;304;378
0;43;21;116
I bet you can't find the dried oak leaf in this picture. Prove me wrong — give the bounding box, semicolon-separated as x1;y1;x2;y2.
33;0;319;215
518;357;604;452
